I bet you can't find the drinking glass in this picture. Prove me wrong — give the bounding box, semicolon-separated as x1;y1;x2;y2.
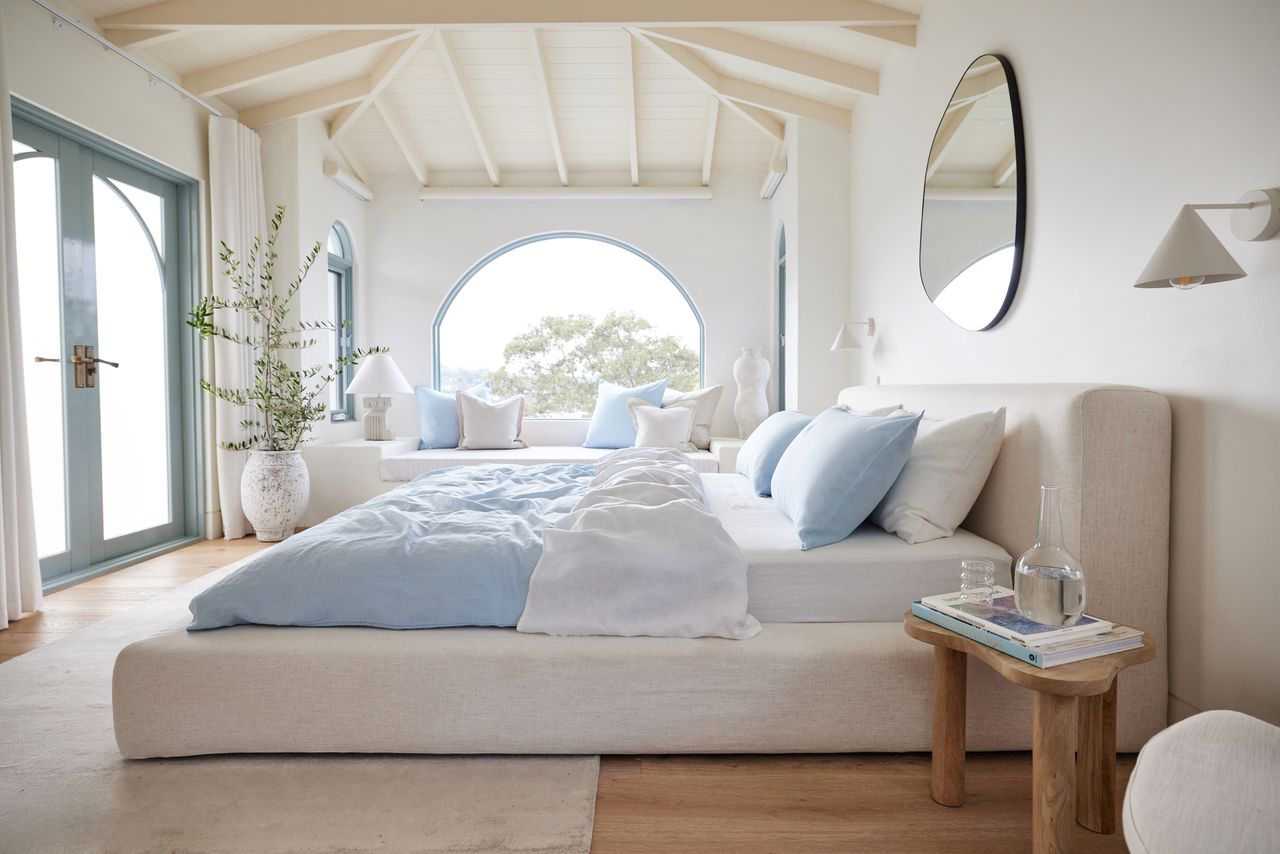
960;559;996;605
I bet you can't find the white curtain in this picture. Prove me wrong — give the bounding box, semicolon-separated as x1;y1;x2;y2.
0;6;43;627
208;118;266;540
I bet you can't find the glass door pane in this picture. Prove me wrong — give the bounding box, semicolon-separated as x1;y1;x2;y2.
13;154;68;558
91;175;172;541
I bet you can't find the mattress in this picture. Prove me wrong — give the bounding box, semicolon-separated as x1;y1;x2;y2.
381;445;719;480
703;473;1013;623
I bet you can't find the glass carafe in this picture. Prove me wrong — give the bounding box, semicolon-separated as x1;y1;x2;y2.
1013;486;1086;626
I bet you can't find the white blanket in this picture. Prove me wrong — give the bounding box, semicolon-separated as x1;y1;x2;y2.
517;448;762;640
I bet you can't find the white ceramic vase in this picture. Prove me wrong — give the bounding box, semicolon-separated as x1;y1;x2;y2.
732;347;771;438
241;449;310;542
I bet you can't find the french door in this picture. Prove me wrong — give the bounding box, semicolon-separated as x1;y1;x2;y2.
12;110;197;587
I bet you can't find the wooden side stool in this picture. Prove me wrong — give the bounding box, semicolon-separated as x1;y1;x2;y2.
904;612;1156;854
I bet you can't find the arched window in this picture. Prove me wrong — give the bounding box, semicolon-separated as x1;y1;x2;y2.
327;222;355;420
435;232;703;419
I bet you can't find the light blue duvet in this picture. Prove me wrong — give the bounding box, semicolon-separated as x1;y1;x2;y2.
188;463;594;631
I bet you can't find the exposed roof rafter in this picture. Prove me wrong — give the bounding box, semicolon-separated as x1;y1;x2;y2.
182;30;416;98
844;23;916;47
992;147;1017;188
629;30;784;144
97;0;921;30
103;27;182;49
641;27;878;96
622;32;640;187
374;95;428;186
328;32;429;139
238;76;370;129
435;30;500;186
528;29;568;187
701;97;719;187
925;100;975;181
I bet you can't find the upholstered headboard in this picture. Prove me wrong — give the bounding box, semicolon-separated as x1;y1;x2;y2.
839;383;1172;737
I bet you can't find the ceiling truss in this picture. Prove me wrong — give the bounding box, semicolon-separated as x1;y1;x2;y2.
97;1;921;195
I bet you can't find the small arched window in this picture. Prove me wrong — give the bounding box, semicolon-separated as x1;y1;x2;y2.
435;232;703;419
327;222;355;420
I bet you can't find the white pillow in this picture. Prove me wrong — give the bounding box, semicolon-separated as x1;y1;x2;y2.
872;407;1006;544
629;399;697;452
662;386;724;449
457;391;528;450
840;403;904;417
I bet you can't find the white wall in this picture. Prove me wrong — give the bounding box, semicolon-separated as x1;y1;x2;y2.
364;172;772;438
770;119;854;413
849;0;1280;724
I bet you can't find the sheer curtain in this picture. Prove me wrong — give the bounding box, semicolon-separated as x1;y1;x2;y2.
0;5;43;627
207;118;266;540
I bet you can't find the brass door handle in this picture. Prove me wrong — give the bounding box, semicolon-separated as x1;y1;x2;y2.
70;355;120;368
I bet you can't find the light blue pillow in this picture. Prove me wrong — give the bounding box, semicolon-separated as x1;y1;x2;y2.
583;379;668;449
771;408;922;550
735;410;813;496
415;381;491;449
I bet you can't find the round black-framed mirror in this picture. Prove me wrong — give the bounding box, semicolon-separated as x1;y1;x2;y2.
919;53;1026;331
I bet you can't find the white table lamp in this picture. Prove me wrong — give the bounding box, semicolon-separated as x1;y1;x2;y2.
346;353;413;441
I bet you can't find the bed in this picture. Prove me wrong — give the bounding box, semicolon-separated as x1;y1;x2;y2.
113;384;1171;758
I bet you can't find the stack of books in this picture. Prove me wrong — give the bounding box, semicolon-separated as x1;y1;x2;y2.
911;587;1143;668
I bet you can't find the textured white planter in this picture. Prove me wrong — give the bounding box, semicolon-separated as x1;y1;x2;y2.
732;347;771;438
241;450;310;542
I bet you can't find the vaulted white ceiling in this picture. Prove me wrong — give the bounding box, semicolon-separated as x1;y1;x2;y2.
74;0;928;194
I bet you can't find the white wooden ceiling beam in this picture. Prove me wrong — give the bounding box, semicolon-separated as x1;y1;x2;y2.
844;23;916;47
103;28;183;49
925;100;976;181
98;0;920;29
528;29;568;187
374;95;428;186
992;147;1017;188
334;135;370;184
641;27;878;96
720;76;851;130
435;30;500;186
420;186;712;201
237;76;370;129
622;32;640;187
700;98;718;187
628;31;783;143
182;30;415;97
329;32;429;139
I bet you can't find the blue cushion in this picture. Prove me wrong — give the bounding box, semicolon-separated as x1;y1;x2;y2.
735;410;813;496
415;381;491;449
583;379;668;449
771;408;921;550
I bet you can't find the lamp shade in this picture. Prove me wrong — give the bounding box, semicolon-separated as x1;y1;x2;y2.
830;322;862;351
346;353;412;395
1134;206;1246;288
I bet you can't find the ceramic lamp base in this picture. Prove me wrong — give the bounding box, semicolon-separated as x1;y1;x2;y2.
361;395;395;441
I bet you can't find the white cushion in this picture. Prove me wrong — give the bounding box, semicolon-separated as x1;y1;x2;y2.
457;392;527;450
629;399;696;452
1124;710;1280;854
662;386;724;449
872;407;1006;544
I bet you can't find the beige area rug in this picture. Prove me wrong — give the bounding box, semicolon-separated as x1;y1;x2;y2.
0;561;599;854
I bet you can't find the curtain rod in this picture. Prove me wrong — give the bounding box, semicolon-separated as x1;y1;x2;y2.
26;0;224;117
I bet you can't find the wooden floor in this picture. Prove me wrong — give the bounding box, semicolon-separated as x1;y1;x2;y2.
1;540;1135;853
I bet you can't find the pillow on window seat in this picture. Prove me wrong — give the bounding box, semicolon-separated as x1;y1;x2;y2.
662;385;724;449
414;381;491;449
771;408;921;550
583;379;668;449
457;391;527;450
629;399;697;451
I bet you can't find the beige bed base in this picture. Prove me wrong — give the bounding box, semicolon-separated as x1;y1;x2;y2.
113;384;1170;758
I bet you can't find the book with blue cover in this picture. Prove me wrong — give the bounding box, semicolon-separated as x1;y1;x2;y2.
912;600;1144;668
920;587;1111;647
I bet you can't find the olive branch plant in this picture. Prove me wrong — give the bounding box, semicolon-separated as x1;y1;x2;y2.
188;205;385;452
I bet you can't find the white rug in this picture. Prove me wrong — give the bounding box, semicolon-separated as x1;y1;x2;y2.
0;561;599;854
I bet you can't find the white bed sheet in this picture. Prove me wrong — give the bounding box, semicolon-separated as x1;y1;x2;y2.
381;446;719;481
703;473;1013;623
